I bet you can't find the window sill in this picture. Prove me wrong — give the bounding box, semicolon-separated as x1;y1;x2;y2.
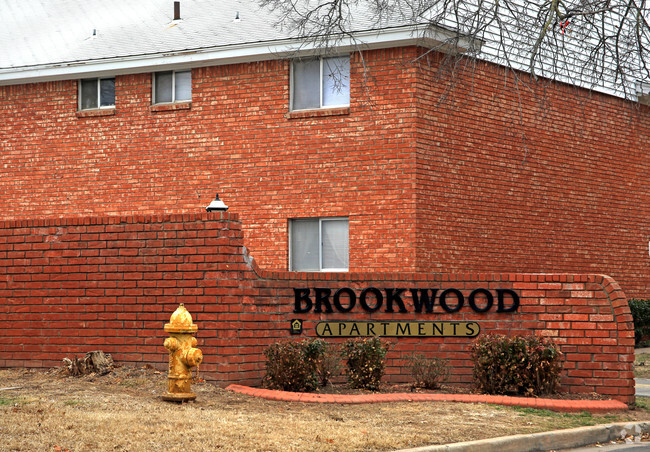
150;102;192;113
76;108;115;118
290;269;350;272
286;107;350;119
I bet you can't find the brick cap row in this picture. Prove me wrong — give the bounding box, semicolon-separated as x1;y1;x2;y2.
0;211;239;228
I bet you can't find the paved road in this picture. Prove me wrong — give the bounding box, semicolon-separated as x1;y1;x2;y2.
563;443;650;451
636;379;650;398
636;348;650;398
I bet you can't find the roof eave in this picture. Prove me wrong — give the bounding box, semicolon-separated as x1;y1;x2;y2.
0;24;478;86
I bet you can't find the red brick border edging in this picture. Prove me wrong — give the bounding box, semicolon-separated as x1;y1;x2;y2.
226;385;628;413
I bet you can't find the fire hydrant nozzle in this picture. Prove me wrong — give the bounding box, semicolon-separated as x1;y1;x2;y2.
162;304;203;402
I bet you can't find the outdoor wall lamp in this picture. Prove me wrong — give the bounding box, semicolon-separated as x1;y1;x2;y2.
206;193;228;212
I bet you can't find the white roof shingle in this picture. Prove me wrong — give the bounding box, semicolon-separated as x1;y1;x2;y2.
2;0;646;100
1;0;287;69
1;0;453;85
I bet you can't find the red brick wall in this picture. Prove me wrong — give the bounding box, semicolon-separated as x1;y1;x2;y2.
414;54;650;300
1;46;648;299
0;214;635;403
0;49;419;273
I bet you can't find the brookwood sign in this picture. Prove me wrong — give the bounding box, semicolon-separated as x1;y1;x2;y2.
293;287;519;314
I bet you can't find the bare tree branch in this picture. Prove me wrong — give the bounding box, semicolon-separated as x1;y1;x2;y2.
259;0;650;99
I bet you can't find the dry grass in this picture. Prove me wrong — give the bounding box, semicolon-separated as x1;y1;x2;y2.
635;353;650;379
0;366;648;452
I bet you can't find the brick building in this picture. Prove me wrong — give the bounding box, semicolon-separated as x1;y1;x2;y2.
1;0;648;300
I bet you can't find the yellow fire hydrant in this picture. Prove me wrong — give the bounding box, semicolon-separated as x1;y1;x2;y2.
162;304;203;402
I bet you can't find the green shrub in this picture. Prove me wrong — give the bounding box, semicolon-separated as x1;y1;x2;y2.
628;299;650;346
409;354;449;389
471;334;563;396
263;339;334;392
342;337;389;390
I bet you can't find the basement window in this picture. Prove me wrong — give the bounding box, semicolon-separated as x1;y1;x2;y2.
291;56;350;111
289;217;349;272
79;78;115;110
153;70;191;104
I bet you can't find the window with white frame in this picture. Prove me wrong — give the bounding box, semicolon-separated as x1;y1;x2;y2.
153;70;191;104
291;56;350;111
79;78;115;110
290;218;349;271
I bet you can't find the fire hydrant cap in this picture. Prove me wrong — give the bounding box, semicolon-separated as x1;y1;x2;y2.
164;304;198;334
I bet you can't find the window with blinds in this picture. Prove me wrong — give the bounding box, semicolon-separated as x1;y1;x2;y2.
291;56;350;111
153;70;191;104
289;218;349;271
79;77;115;110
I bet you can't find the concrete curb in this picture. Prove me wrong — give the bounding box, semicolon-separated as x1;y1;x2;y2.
225;384;629;413
395;422;650;452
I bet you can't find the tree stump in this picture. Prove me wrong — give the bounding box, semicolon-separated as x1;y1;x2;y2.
62;351;114;376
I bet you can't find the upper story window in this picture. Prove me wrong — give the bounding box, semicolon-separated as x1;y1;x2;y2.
290;217;349;272
153;70;191;104
291;56;350;111
79;77;115;110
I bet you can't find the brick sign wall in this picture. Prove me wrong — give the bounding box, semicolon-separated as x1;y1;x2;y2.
0;213;634;404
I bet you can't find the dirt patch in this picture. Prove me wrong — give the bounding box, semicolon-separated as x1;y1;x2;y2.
0;366;648;452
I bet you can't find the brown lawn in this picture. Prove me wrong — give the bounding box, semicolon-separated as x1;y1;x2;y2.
1;366;649;451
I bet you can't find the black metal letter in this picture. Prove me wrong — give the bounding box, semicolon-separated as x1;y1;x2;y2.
468;288;494;313
314;287;334;313
293;288;312;313
384;288;408;313
410;289;438;313
497;289;520;313
439;288;464;313
360;287;383;313
333;287;356;313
